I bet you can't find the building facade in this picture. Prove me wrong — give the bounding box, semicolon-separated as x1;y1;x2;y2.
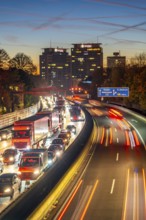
39;48;71;90
107;52;126;68
71;43;103;84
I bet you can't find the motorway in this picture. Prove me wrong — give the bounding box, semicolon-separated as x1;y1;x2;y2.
48;101;146;220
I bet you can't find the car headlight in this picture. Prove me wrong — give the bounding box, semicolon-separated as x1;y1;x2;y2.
48;159;53;164
26;145;31;149
56;151;61;156
9;157;14;161
4;188;11;193
34;169;39;175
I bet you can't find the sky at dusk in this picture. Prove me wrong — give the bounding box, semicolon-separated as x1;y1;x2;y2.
0;0;146;71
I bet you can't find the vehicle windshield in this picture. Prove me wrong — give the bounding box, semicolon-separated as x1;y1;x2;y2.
0;177;11;184
20;158;39;167
3;150;16;156
12;130;30;138
52;139;62;144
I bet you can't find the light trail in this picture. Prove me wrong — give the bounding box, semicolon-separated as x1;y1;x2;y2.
132;130;140;146
142;169;146;218
80;180;99;220
57;179;83;220
125;130;130;146
109;127;113;144
122;169;130;220
100;127;105;145
133;172;139;220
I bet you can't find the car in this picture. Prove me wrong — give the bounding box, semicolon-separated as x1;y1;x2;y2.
60;129;71;139
51;138;65;148
0;129;12;141
48;144;64;158
0;173;21;200
48;151;57;165
66;125;76;134
58;133;70;145
2;148;21;164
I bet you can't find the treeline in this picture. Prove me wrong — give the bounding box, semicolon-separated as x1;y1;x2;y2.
80;53;146;111
0;49;45;113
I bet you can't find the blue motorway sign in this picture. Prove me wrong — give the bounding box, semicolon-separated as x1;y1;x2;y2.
98;87;129;97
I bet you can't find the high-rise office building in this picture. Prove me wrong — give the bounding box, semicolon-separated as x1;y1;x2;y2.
107;52;126;68
71;43;103;83
39;48;71;90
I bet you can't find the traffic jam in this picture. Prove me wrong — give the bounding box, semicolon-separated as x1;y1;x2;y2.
0;96;85;211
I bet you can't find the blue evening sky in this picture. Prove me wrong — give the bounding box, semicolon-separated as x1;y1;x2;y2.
0;0;146;70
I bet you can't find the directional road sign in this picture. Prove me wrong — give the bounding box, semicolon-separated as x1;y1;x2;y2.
97;87;129;97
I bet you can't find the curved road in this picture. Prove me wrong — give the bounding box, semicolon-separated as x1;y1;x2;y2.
50;101;146;220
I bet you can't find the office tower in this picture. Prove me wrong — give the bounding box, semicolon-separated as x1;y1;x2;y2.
71;43;103;85
107;52;126;68
40;47;71;90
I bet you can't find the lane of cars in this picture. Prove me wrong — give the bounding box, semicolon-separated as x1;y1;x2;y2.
0;100;80;204
0;124;77;202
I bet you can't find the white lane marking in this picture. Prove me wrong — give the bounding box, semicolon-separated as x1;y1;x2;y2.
116;153;119;161
110;179;115;194
117;137;119;143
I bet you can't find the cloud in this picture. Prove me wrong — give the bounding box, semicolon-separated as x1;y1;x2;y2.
90;0;146;11
4;35;19;43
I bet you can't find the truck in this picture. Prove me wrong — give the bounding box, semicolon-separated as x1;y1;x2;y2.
18;148;48;180
12;110;60;151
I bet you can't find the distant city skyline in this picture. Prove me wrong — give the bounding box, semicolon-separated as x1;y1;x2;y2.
1;0;146;73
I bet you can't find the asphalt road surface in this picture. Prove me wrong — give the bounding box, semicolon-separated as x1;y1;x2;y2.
51;102;146;220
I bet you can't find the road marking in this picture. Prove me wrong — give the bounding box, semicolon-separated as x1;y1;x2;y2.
117;137;119;143
116;153;119;161
110;179;115;194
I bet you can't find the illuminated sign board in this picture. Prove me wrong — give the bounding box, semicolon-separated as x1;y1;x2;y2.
81;44;92;48
55;48;64;52
97;87;129;97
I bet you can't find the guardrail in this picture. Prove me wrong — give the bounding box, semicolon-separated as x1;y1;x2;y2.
0;102;40;129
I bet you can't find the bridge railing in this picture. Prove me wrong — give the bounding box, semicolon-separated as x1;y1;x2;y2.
0;102;40;129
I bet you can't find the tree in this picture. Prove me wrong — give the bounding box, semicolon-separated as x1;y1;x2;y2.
0;49;10;69
89;68;104;99
130;53;146;67
0;69;20;112
9;53;36;74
